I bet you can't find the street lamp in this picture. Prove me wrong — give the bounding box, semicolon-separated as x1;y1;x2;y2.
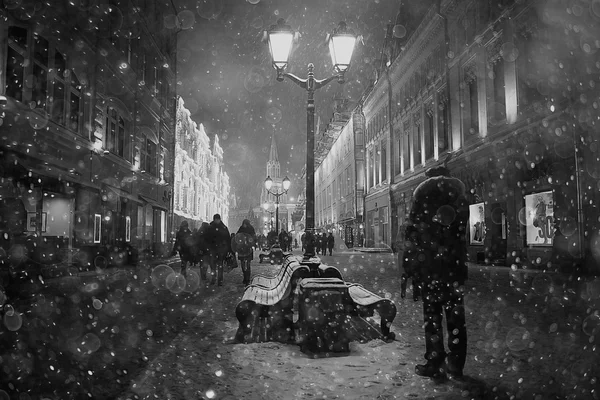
262;203;275;231
264;175;291;234
265;19;357;260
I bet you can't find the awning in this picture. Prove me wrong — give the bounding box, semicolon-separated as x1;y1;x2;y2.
139;194;168;210
13;156;101;190
104;185;141;203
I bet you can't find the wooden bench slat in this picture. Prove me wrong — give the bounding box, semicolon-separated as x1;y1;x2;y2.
241;256;307;306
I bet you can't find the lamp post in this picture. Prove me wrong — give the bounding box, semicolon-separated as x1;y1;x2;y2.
265;19;357;260
262;203;275;231
264;175;291;234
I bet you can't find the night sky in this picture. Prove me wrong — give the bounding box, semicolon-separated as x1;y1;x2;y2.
172;0;433;209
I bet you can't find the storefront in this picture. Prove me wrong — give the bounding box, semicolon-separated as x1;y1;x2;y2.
364;191;390;248
453;119;583;271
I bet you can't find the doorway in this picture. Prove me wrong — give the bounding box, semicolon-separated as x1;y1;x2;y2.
489;202;507;265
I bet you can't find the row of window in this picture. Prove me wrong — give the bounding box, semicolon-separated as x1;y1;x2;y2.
7;26;83;131
5;24;171;178
316;165;354;224
365;20;547;189
365;98;450;190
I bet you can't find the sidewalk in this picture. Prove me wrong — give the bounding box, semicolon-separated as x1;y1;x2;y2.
6;256;182;299
353;246;393;253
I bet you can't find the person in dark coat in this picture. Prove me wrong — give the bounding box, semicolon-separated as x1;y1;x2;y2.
403;165;469;380
267;230;278;247
233;219;257;286
320;233;328;255
279;229;289;252
171;220;193;277
327;233;335;256
195;222;211;280
206;214;233;286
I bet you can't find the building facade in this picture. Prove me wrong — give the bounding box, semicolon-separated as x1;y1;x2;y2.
173;97;230;230
313;0;599;272
314;100;366;248
366;0;599;272
0;2;178;273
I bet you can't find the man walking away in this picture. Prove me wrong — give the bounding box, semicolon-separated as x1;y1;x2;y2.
279;229;288;252
327;232;335;256
234;219;257;286
403;164;469;381
195;222;211;281
321;233;328;256
171;221;193;277
207;214;233;286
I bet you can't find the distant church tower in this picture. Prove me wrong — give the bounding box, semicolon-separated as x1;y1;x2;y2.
260;132;291;231
266;133;280;179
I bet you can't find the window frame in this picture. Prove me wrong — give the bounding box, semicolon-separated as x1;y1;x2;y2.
6;24;85;132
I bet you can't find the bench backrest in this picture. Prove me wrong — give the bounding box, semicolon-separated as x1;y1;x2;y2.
240;256;310;306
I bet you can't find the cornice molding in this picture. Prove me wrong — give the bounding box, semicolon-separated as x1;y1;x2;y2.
388;14;445;86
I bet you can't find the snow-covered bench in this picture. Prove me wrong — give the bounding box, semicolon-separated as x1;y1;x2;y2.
234;255;396;347
347;283;397;340
234;256;312;343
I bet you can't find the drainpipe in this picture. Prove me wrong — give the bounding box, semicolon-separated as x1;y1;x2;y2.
168;0;183;247
572;123;585;264
385;67;394;250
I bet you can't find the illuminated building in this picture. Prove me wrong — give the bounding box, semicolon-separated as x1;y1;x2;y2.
314;98;365;248
0;2;178;271
173;97;230;229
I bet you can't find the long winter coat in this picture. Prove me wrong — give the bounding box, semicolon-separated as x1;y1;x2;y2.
403;175;469;285
207;220;233;256
172;227;193;261
191;222;211;263
234;220;256;261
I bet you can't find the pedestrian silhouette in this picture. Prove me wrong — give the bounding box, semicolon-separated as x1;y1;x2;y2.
403;164;469;381
320;233;327;255
171;220;193;277
233;219;256;286
195;222;211;281
206;214;233;286
327;232;335;256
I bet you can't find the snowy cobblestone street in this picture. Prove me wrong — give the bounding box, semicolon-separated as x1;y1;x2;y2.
31;250;592;400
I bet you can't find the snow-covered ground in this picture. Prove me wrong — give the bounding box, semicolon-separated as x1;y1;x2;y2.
2;250;598;399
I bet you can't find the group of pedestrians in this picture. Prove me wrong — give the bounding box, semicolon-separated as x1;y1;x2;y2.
171;213;232;286
307;232;334;256
171;214;259;287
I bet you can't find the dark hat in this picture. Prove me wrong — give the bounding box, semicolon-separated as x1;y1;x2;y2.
213;214;221;220
425;165;450;178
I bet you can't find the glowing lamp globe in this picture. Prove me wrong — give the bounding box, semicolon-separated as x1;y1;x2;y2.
328;22;357;74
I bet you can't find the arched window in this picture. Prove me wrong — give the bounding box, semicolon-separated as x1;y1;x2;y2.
6;26;27;102
106;107;125;157
68;71;83;131
137;126;158;175
32;34;49;109
50;49;67;125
